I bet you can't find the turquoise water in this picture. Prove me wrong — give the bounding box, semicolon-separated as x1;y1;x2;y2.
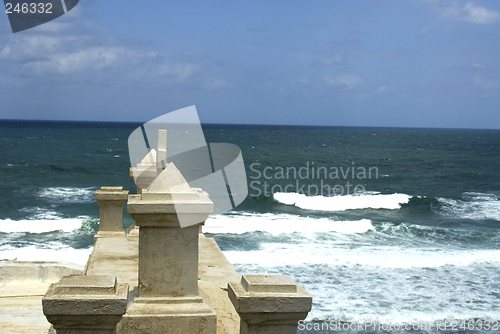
1;120;500;333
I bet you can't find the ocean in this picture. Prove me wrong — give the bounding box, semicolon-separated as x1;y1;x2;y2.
1;120;499;333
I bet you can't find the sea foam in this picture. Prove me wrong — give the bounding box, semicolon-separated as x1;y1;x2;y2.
224;245;500;268
273;192;411;211
38;187;95;203
439;192;500;221
0;244;92;266
204;213;374;234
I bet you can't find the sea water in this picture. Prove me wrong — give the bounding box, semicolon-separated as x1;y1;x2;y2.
1;120;499;333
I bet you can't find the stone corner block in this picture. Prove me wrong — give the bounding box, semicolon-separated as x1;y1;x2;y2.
228;275;312;314
228;275;312;333
42;275;128;333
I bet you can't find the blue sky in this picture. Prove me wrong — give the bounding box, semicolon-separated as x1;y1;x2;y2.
1;0;500;128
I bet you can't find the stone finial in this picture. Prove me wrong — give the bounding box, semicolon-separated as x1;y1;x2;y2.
147;161;191;193
228;275;312;334
140;148;157;165
42;275;128;334
128;162;213;228
94;186;129;241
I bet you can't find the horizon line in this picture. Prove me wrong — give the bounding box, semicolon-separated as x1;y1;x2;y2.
1;118;499;131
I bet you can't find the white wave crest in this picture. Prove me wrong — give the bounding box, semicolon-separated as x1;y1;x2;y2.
38;187;95;203
204;213;374;234
19;207;62;220
0;244;92;266
273;192;410;211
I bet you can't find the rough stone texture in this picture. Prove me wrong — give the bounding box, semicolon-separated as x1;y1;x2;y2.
138;225;199;297
53;275;117;296
228;275;312;334
119;292;217;334
43;275;128;334
94;187;129;242
0;261;83;334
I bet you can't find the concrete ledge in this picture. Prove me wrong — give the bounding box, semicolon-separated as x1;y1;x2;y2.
0;261;83;284
228;275;312;334
0;261;83;334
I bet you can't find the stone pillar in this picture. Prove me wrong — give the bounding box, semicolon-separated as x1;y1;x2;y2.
94;187;129;241
42;275;128;334
120;162;217;334
228;275;312;334
127;149;158;238
127;130;168;238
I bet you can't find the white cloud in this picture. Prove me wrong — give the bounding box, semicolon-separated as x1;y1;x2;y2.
23;47;124;74
158;62;201;81
1;35;71;61
473;76;498;89
31;21;73;33
0;17;228;90
376;85;395;93
205;78;229;90
419;26;431;35
325;74;364;89
0;46;11;59
442;1;500;25
312;55;344;66
291;77;309;85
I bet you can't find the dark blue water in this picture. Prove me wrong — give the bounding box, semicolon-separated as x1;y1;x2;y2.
1;120;499;333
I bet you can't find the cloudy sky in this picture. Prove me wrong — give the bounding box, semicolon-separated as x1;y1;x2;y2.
1;0;500;128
